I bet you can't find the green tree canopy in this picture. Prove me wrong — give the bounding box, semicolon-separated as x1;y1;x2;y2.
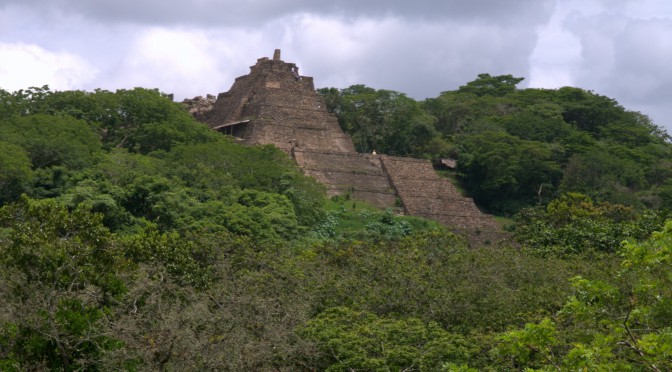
457;130;562;213
499;220;672;370
457;73;524;97
301;307;476;371
0;114;101;170
0;142;33;203
318;85;440;158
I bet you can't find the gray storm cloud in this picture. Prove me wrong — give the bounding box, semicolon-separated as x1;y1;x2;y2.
7;0;555;26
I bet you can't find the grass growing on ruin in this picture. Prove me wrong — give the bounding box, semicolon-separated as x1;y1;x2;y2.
436;169;470;197
494;215;516;230
322;196;443;237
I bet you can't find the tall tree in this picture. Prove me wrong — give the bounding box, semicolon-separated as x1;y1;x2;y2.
457;73;524;97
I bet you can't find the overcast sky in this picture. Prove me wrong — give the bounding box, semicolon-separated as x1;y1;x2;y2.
1;0;671;131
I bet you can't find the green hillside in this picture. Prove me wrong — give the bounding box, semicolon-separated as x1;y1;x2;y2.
320;75;672;214
0;83;671;370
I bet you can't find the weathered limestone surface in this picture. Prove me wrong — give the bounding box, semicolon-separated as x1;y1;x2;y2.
204;52;354;154
194;49;503;245
293;150;397;209
182;95;216;121
380;156;500;231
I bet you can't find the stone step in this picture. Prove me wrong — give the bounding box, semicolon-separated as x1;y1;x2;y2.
380;155;499;234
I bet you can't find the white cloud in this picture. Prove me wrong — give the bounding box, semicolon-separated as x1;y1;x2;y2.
611;18;672;104
528;1;582;88
280;14;540;99
98;27;269;100
106;28;221;96
0;42;97;91
527;0;672;129
278;14;397;87
4;0;555;27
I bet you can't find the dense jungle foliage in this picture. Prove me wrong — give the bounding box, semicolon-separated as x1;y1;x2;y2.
319;74;672;214
0;83;671;370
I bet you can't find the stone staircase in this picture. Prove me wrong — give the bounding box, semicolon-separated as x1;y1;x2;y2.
293;150;397;209
379;156;504;245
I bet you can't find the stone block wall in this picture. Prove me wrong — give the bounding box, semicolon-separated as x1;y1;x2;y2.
294;149;397;209
380;155;503;244
204;54;355;154
244;105;355;153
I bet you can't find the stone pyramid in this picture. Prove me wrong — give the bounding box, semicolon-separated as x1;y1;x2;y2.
195;49;502;245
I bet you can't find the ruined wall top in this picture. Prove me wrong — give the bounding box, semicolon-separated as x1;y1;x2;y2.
246;49;305;84
203;49;345;149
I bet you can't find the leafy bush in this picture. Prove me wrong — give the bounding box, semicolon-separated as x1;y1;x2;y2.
497;220;672;370
0;114;101;170
301;307;477;371
0;142;32;203
513;193;668;256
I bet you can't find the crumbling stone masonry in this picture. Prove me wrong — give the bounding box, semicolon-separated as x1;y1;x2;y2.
182;94;216;121
187;49;503;245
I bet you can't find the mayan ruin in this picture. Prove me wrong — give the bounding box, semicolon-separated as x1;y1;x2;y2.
188;49;502;244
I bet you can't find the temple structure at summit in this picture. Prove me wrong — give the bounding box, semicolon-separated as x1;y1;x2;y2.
188;49;502;245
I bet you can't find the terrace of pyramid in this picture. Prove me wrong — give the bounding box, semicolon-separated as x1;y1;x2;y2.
187;49;503;245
